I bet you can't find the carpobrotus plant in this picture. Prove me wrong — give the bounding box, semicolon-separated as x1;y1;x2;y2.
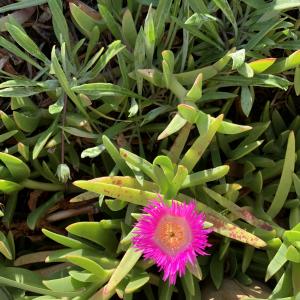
0;0;300;299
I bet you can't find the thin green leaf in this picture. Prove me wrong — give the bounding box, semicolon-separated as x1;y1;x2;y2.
267;131;295;217
32;117;59;160
266;243;288;281
180;115;223;172
6;21;48;63
48;0;71;50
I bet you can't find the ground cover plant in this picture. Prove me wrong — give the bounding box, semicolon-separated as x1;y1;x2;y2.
0;0;300;299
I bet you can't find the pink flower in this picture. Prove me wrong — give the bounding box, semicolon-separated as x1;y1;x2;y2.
132;198;211;284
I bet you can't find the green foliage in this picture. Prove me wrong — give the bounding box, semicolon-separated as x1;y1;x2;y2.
0;0;300;299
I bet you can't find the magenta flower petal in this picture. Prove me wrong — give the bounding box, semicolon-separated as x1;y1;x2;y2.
132;198;211;284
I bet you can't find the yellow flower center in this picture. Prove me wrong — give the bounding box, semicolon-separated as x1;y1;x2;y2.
154;215;192;256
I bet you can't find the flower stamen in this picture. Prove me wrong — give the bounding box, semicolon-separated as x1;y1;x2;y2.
154;215;192;256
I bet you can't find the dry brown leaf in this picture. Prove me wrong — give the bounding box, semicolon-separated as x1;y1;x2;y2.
28;190;43;211
0;7;35;32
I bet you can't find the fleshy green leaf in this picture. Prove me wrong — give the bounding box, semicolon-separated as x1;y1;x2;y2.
0;152;30;181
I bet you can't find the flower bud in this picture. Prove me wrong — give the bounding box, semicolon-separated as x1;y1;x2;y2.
56;163;71;183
